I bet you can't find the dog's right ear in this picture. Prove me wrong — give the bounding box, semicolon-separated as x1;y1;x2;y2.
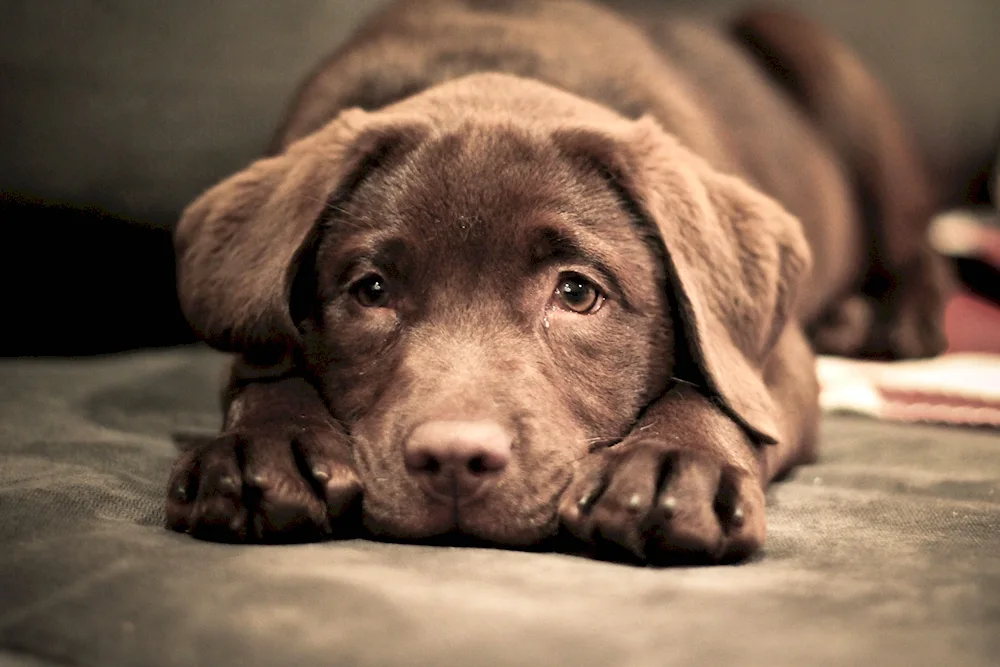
174;109;429;354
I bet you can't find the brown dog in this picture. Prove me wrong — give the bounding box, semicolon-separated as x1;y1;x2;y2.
166;0;948;563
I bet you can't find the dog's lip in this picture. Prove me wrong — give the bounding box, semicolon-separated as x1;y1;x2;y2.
362;485;564;546
366;509;562;548
415;472;499;508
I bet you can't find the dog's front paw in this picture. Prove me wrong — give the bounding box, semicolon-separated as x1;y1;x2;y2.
165;423;361;543
559;442;765;564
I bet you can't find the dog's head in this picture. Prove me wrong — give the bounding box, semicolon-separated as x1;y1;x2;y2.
175;74;809;545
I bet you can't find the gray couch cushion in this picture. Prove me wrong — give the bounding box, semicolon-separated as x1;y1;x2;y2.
1;347;998;666
0;1;385;225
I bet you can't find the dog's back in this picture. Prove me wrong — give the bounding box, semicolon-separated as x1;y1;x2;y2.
271;0;716;153
273;1;848;288
268;0;945;356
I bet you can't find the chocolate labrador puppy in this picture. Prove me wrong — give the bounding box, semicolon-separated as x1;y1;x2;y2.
167;0;948;563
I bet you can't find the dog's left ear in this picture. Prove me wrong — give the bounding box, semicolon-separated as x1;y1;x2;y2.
554;117;812;445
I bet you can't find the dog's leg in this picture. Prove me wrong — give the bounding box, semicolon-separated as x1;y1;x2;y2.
559;325;818;564
735;9;951;359
165;361;361;542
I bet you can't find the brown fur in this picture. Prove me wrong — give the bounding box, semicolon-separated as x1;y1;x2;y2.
167;0;947;563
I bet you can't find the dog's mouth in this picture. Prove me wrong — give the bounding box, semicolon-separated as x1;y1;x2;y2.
364;517;569;553
359;471;572;547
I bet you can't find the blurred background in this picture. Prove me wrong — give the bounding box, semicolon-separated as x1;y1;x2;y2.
1;0;998;356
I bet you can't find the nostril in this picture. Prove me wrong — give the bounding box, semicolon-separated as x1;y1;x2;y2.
467;455;487;475
408;451;441;474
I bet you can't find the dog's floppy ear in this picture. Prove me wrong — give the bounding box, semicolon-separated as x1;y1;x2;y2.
555;117;811;445
174;109;428;353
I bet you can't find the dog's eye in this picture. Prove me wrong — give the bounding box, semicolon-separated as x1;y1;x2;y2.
555;273;603;314
351;274;390;308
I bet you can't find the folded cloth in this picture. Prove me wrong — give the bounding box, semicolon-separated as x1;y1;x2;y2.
827;208;1000;427
818;354;1000;427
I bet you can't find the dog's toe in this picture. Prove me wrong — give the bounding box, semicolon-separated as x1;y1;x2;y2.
293;429;363;518
165;427;361;543
560;443;766;564
643;450;765;564
166;441;244;540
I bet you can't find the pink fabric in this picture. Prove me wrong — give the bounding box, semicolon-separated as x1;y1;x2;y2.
945;291;1000;355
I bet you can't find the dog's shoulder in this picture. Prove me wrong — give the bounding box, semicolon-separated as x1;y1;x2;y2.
270;0;711;151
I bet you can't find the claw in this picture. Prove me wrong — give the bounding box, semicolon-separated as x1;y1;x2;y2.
627;493;642;512
730;505;745;528
660;495;677;518
247;471;269;488
217;475;239;494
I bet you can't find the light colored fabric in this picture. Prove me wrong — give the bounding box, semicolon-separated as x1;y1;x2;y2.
818;353;1000;426
1;347;999;666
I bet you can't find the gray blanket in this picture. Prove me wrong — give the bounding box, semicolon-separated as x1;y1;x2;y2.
1;347;998;667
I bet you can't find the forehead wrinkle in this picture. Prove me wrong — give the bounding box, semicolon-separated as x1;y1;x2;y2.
400;124;574;215
529;215;655;311
322;122;660;308
318;218;407;287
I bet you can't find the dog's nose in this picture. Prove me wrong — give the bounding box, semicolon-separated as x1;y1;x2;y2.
404;420;512;501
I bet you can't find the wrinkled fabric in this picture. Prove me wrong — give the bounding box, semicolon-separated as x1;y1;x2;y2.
1;347;998;667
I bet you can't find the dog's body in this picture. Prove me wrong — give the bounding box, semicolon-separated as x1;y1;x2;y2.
167;0;947;563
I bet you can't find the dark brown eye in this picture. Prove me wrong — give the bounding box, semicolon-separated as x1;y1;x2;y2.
351;274;390;308
555;274;603;313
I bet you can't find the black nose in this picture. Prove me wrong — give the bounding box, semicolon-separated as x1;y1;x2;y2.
404;420;512;502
